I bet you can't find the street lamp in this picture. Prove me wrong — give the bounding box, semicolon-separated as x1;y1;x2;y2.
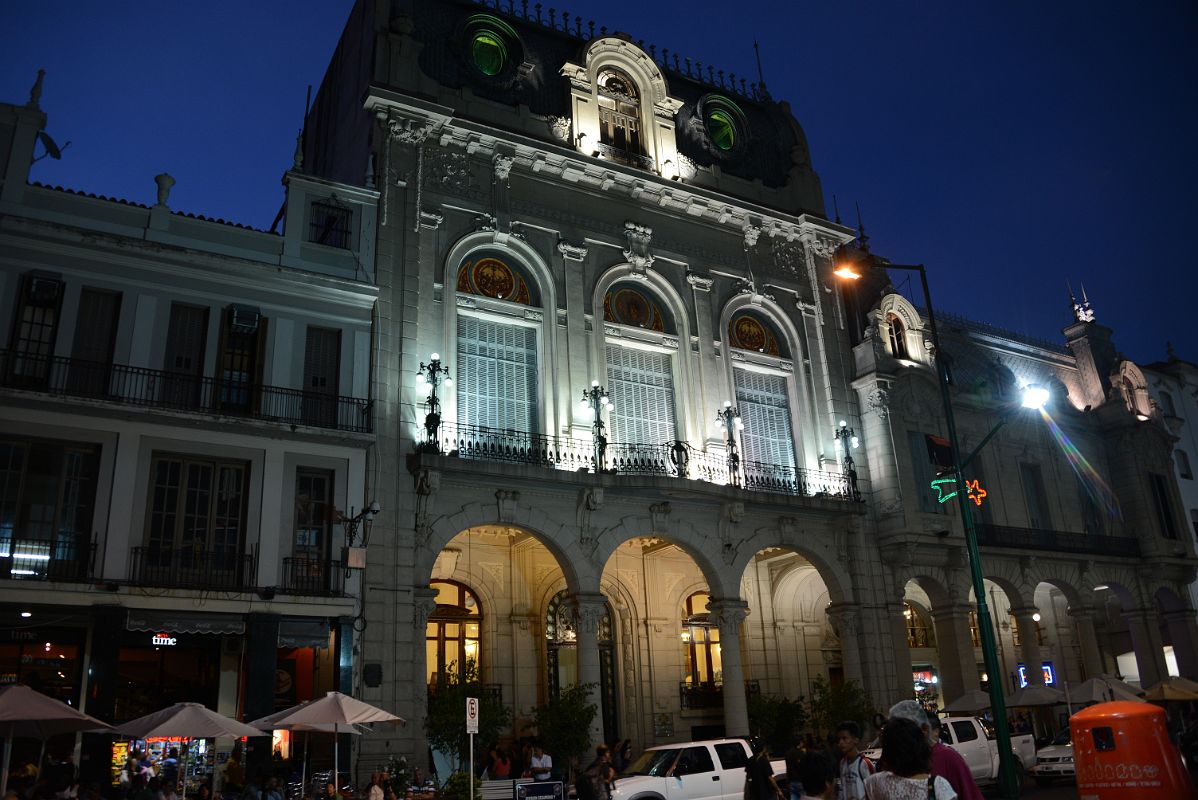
714;401;743;486
416;353;452;451
580;380;612;472
836;259;1020;800
834;420;861;499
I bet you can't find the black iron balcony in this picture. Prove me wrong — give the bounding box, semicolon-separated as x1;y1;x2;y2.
428;422;860;502
281;557;345;596
596;142;655;171
129;546;256;592
0;351;372;433
679;679;761;710
975;523;1141;557
0;533;95;583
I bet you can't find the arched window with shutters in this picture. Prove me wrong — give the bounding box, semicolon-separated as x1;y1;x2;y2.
597;68;642;159
727;311;797;473
681;591;721;687
603;283;678;447
455;253;540;434
426;580;482;686
887;313;910;360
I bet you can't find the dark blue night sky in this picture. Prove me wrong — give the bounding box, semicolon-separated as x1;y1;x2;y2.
3;0;1195;364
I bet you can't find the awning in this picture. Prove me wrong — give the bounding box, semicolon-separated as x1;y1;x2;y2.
126;610;245;635
278;619;332;648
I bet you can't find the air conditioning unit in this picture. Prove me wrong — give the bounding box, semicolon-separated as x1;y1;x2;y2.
229;306;261;333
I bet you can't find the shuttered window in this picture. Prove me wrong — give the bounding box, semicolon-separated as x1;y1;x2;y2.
733;368;795;469
606;345;676;443
457;315;538;431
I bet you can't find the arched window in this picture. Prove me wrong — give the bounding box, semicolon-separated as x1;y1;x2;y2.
456;253;540;433
681;592;721;686
904;603;931;648
727;312;796;473
887;313;910;360
426;581;481;685
597;68;642;157
604;283;677;446
545;591;619;740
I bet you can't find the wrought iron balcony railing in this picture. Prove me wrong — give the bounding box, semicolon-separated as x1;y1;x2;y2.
0;533;95;582
281;557;345;596
679;679;761;710
975;523;1141;557
596;142;656;171
0;351;372;433
129;546;257;592
427;421;860;501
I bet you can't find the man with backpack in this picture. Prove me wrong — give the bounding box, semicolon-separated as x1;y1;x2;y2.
835;721;874;800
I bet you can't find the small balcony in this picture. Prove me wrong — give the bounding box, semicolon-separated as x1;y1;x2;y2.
596;142;655;171
281;557;345;596
129;546;257;592
0;351;372;433
0;533;95;583
429;422;860;502
975;523;1141;557
679;679;761;710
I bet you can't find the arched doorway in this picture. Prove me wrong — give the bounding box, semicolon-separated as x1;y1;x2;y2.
546;590;619;742
426;580;482;685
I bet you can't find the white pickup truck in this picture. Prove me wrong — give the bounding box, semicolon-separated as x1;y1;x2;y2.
611;739;786;800
863;716;1036;786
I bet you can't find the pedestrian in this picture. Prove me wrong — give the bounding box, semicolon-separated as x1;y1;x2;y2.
576;745;613;800
489;749;511;779
526;745;552;782
794;752;835;800
744;741;782;800
835;721;873;800
863;717;956;799
887;701;980;800
783;743;804;800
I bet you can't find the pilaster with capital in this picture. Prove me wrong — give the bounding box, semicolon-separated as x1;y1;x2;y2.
559;240;591;432
708;599;751;737
1067;606;1106;679
571;592;608;750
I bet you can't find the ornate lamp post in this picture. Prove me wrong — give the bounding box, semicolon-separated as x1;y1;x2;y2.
579;380;612;472
714;401;743;486
416;353;452;452
834;420;861;499
835;259;1019;800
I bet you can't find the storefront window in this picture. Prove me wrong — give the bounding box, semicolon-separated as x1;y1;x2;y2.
0;628;84;706
115;633;221;721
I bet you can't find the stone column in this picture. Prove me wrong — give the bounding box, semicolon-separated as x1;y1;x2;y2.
1012;608;1045;686
1124;608;1169;688
1163;608;1198;679
244;614;280;782
1068;607;1106;679
930;605;982;702
572;593;608;750
827;603;866;687
412;587;439;769
708;599;751;738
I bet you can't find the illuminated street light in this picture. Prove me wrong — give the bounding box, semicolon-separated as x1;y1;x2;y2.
834;257;1020;800
581;380;612;472
1022;384;1050;410
417;353;452;451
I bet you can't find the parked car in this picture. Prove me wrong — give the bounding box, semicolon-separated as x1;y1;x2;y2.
863;716;1036;786
1031;728;1073;786
612;738;786;800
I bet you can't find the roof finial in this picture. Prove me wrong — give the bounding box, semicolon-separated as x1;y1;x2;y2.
27;69;45;110
1071;280;1095;323
855;201;868;248
832;194;842;225
753;40;767;91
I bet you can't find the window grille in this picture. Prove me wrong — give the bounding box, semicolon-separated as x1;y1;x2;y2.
308;201;352;249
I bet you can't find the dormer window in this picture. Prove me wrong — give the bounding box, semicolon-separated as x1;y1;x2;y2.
309;201;351;249
597;68;642;157
887;313;910;359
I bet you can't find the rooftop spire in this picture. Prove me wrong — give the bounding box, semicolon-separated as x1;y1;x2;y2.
855;201;869;249
753;40;766;91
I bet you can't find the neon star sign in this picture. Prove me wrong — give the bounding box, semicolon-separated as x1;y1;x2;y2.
930;476;988;506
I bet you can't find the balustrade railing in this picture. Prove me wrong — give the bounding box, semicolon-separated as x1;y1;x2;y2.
679;679;761;710
0;351;372;433
129;546;257;592
425;423;859;501
975;523;1140;557
0;533;95;582
281;557;345;596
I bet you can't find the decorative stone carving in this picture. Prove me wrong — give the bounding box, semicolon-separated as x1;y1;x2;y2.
418;210;444;229
524;309;544;322
548;115;572;142
677;154;698;180
387;114;435;145
557;240;588;261
649;501;671;533
573;594;608;635
414;468;440;496
577;487;603;554
496;490;519;522
686;272;714;291
473;211;497;231
414;587;439;629
719;501;744;565
866;387;891;420
708;600;750;634
743;224;761;250
623;221;655;273
423;147;479;196
493;153;514;182
770;238;805;280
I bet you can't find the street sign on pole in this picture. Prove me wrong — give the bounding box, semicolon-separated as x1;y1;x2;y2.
466;697;479;734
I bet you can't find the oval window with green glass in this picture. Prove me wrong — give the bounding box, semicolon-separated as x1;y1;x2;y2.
706;109;737;151
472;31;507;76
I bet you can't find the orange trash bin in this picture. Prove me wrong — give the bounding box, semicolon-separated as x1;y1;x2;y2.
1070;700;1194;798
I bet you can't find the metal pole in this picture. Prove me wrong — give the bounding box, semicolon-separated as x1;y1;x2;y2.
917;264;1020;800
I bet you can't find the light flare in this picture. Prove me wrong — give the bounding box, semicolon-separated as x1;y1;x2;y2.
1039;408;1122;519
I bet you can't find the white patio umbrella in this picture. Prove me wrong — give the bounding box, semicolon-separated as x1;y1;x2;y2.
1007;684;1066;707
1069;677;1144;705
942;689;995;714
256;692;404;791
248;702;367;794
1140;678;1198;703
115;702;264;800
0;684;112;795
